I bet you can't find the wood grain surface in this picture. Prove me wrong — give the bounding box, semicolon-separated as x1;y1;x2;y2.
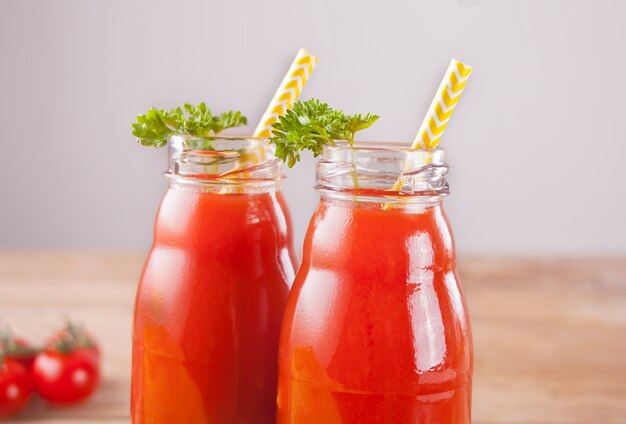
0;253;624;423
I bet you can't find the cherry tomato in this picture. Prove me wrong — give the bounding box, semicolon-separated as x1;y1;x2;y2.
6;338;38;371
33;348;99;406
0;327;39;372
33;321;100;406
0;358;33;418
45;324;100;363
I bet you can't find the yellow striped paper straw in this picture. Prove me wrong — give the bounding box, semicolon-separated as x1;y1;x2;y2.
412;58;472;149
220;49;318;188
387;59;472;196
253;49;319;138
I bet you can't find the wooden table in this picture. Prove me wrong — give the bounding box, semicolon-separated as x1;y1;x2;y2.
0;253;624;423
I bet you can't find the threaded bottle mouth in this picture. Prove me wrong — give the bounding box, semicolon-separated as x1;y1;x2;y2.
316;142;449;201
165;135;285;192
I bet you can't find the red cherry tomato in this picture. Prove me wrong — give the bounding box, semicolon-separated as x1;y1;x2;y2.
7;338;38;371
0;327;39;372
33;348;99;405
45;324;100;363
33;321;100;406
0;358;33;418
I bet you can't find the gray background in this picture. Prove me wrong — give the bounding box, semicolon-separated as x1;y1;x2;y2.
1;0;625;255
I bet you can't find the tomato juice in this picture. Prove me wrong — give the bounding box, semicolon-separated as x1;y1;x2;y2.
132;164;296;422
277;145;472;423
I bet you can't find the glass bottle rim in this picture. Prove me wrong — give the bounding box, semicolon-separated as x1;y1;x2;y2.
169;133;269;147
165;135;284;193
316;141;449;203
324;140;445;154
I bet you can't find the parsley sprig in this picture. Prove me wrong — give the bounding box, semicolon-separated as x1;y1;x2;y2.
270;99;379;167
132;103;247;148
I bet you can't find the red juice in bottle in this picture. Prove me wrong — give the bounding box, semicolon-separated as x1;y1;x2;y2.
132;136;296;423
278;144;472;423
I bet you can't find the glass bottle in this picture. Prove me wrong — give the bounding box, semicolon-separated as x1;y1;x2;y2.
132;136;297;423
277;143;472;423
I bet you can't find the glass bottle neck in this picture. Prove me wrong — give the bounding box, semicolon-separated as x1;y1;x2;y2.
315;143;449;206
318;192;444;212
165;135;285;194
166;177;282;194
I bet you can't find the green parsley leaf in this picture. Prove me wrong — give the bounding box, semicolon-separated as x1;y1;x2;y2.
269;99;378;167
132;102;247;148
344;113;379;144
